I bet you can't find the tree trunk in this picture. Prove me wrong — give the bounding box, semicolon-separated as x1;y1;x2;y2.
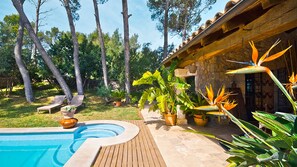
122;0;131;103
63;0;84;95
182;9;188;41
14;1;35;103
31;0;42;65
12;0;73;102
93;0;109;88
163;0;169;59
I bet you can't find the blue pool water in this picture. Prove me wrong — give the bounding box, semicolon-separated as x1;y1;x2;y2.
0;124;124;167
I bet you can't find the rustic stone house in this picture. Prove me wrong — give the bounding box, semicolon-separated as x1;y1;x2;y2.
162;0;297;121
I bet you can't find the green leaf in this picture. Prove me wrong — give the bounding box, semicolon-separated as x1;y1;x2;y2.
256;150;283;162
275;112;297;123
132;71;154;86
138;90;149;109
232;135;269;151
266;136;292;149
294;117;297;134
239;119;270;139
288;147;297;166
156;95;168;113
226;156;244;166
253;112;293;136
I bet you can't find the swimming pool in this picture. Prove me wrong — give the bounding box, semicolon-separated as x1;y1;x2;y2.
0;120;139;167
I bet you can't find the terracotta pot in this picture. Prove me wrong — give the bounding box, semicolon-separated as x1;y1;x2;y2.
164;113;177;126
193;114;208;126
113;101;121;107
59;118;78;129
62;110;75;119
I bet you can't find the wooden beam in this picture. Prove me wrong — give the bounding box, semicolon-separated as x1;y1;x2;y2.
222;4;264;33
260;0;284;9
178;0;297;67
177;50;189;59
201;29;223;46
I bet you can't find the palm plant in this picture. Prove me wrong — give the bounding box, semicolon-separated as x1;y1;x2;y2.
189;40;297;166
133;64;190;115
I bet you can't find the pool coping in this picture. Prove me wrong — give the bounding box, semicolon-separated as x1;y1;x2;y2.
0;120;139;167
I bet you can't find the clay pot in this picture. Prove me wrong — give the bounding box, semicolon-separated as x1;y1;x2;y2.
164;113;177;126
59;118;78;129
113;101;121;107
193;114;208;126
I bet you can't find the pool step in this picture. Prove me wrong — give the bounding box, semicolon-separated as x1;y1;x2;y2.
77;129;118;139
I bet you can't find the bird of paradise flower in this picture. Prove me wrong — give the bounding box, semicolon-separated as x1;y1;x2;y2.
285;72;297;99
226;39;296;114
196;84;237;111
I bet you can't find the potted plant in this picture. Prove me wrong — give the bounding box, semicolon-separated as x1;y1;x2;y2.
133;63;190;126
179;92;212;126
111;89;125;107
61;105;76;119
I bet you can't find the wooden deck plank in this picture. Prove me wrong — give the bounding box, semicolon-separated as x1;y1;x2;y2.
127;139;133;167
134;121;150;167
93;147;105;166
111;144;119;167
106;144;116;165
116;144;124;167
135;126;144;167
131;131;138;167
93;120;166;167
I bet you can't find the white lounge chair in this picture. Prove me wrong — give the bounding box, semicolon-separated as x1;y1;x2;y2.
37;95;66;114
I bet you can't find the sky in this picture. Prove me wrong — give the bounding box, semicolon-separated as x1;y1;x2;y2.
0;0;229;49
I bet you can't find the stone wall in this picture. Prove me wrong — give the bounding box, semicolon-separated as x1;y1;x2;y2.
193;28;297;94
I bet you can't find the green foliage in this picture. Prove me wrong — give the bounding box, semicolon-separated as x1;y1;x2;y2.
1;13;162;91
168;0;216;38
61;105;76;112
222;112;297;166
133;63;190;114
111;89;125;101
147;0;216;38
179;92;208;115
97;86;112;98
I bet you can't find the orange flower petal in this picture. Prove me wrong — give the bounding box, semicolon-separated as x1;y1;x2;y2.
262;46;292;63
258;40;281;65
214;86;225;104
206;85;214;104
223;100;238;110
249;41;258;65
289;73;295;83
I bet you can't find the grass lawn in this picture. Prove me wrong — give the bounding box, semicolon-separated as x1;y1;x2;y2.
0;83;141;128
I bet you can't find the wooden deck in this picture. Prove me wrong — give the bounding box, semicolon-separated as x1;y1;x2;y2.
93;120;166;167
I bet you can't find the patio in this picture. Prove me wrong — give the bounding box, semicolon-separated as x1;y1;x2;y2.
93;108;242;167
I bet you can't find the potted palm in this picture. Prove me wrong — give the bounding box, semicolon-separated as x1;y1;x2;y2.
61;105;76;119
111;89;125;107
60;105;78;129
133;64;190;126
179;93;209;126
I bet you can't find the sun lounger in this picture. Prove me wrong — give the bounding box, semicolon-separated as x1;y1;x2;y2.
63;95;85;113
37;95;66;114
